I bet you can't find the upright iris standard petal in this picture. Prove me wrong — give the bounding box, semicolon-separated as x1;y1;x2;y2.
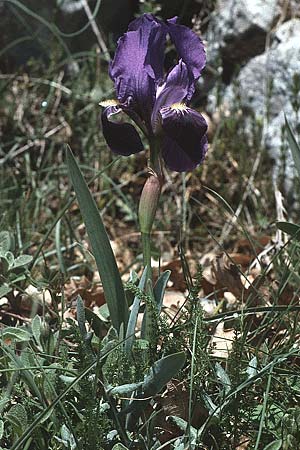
101;105;144;156
160;105;208;172
127;13;160;31
128;14;167;83
167;17;206;82
109;29;154;120
109;15;167;125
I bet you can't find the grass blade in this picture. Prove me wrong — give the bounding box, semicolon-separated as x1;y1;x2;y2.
285;115;300;179
66;146;128;332
30;157;119;269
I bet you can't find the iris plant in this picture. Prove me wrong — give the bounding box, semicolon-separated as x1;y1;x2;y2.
101;13;208;174
100;14;208;275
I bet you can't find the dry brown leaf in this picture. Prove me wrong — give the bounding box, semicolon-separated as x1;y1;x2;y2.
163;290;186;311
64;276;105;307
202;253;272;307
229;252;252;268
235;235;271;254
276;283;299;306
212;254;244;298
202;253;245;300
155;379;207;443
236;437;251;449
162;259;186;292
160;380;189;419
210;323;235;359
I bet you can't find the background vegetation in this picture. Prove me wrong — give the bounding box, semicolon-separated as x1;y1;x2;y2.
1;1;300;449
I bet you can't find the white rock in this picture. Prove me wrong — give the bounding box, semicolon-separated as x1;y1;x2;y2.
222;19;300;191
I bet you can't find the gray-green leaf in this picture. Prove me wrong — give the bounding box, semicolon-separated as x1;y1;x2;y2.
124;351;186;420
142;351;186;396
125;266;148;354
6;404;27;434
153;270;171;312
263;439;282;450
0;420;4;440
112;444;128;450
215;363;231;394
0;231;14;253
5;251;14;268
2;327;31;342
109;381;143;396
0;284;12;298
60;424;76;450
31;315;42;347
13;255;33;269
66;146;128;333
276;221;300;240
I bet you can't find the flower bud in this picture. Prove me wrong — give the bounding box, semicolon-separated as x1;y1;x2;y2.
138;173;162;234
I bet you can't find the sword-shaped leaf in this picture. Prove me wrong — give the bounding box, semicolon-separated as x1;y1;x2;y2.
66;146;128;333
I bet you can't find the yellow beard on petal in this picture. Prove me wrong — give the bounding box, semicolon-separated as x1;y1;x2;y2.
99;99;118;107
170;102;188;112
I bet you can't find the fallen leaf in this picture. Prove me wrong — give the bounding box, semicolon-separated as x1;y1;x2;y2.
64;276;105;307
202;253;245;300
210;323;235;359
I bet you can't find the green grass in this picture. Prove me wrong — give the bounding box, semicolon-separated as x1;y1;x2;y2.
1;2;300;449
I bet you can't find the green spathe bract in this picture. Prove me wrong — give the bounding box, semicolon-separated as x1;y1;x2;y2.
66;146;128;333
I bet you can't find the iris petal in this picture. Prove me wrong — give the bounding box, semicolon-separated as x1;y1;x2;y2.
167;17;206;81
128;14;167;83
151;60;193;133
109;14;167;125
109;29;154;121
160;105;208;172
101;106;144;156
103;13;208;172
127;13;159;31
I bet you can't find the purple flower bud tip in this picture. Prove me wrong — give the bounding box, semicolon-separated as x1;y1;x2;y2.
101;13;208;172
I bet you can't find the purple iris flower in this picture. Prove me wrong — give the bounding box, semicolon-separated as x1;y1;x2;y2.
101;14;208;172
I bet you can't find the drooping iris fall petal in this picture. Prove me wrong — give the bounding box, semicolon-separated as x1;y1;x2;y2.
101;105;144;156
151;60;193;133
160;105;208;172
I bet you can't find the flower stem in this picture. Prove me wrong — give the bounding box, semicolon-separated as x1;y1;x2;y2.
138;137;163;281
141;231;152;279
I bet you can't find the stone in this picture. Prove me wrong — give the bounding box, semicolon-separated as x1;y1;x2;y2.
205;0;281;82
222;19;300;192
57;0;84;14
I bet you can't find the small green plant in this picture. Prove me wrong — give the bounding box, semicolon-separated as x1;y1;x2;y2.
0;230;32;299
